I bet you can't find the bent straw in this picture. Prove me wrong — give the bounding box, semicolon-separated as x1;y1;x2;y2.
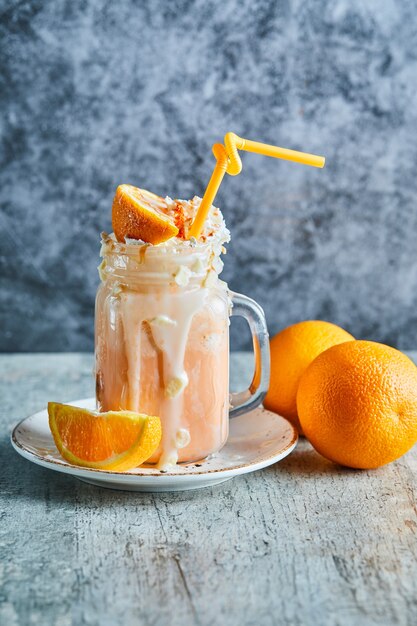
188;132;325;239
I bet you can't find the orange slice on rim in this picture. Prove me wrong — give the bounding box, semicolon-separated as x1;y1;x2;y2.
48;402;162;472
112;184;179;244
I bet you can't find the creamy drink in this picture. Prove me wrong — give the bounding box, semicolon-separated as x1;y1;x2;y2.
95;195;234;469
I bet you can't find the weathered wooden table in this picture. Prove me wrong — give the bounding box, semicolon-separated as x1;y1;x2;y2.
1;353;417;626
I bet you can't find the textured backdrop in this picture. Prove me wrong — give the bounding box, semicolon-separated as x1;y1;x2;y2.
1;0;417;351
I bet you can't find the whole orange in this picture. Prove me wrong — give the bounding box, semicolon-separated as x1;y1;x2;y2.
264;320;354;431
297;340;417;469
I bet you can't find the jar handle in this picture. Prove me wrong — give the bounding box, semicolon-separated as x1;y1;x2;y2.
229;291;270;418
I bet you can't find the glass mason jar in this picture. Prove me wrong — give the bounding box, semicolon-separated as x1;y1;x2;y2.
95;235;269;469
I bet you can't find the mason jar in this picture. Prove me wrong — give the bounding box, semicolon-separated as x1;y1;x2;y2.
95;234;269;469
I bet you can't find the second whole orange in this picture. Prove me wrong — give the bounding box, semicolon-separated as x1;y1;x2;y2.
264;320;354;432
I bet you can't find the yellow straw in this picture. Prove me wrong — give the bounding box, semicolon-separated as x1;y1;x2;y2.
188;132;325;239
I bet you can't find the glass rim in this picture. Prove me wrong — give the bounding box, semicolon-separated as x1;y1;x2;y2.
100;232;216;260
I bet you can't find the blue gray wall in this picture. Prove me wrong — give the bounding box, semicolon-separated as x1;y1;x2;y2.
2;0;417;351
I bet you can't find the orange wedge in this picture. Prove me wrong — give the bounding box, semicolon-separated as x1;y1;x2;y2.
48;402;162;472
112;184;179;244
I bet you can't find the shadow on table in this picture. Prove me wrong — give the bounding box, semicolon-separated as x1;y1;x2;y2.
264;438;362;477
4;433;81;504
4;433;363;510
4;434;226;507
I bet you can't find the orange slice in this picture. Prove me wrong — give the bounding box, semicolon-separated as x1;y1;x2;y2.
112;184;179;244
48;402;162;472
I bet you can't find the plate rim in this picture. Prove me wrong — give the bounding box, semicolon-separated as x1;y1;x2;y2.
10;398;298;483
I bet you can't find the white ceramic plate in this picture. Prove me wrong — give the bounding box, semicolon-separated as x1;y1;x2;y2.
11;398;298;492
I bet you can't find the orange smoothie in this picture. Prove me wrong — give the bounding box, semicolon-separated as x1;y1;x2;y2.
95;196;231;470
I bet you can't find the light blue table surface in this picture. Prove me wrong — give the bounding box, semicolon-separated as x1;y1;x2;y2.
1;352;417;626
